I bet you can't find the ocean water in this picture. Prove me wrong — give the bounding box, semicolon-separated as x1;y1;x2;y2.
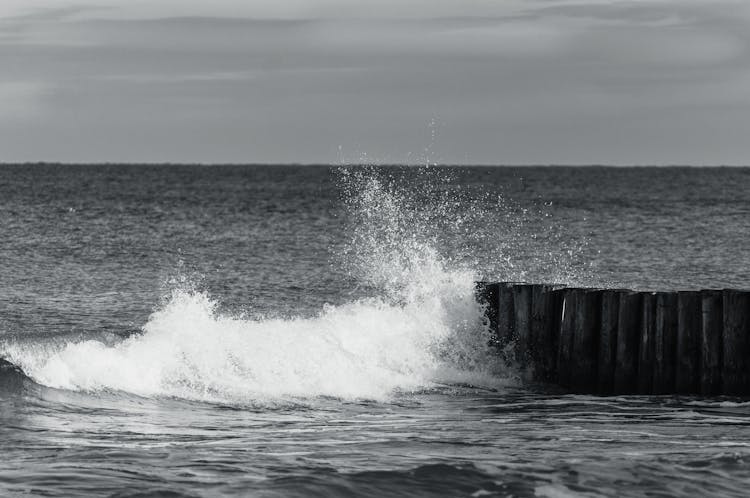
0;164;749;497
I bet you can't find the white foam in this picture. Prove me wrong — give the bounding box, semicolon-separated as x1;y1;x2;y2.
6;279;506;403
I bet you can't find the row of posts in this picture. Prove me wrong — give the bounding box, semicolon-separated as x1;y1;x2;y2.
476;282;750;396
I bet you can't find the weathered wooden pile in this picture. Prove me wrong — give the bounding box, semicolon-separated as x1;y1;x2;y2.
476;282;750;395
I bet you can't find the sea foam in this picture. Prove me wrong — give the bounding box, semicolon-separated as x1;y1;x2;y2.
9;278;500;403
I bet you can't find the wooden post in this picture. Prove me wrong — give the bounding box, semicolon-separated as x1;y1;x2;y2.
598;290;622;395
548;288;566;383
653;292;678;394
637;292;657;394
700;290;723;396
557;288;578;388
722;290;750;395
512;284;533;368
530;285;556;381
475;282;499;345
571;289;601;393
676;291;701;394
496;283;516;356
615;291;641;394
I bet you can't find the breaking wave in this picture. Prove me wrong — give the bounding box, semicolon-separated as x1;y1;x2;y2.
2;167;510;403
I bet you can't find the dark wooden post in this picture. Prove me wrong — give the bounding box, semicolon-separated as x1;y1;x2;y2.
475;282;500;344
547;287;567;382
676;291;701;394
513;284;533;368
615;291;642;394
497;283;516;355
598;290;621;395
530;284;563;382
654;292;678;394
637;292;657;394
557;288;578;388
571;289;601;393
700;290;723;396
723;290;750;395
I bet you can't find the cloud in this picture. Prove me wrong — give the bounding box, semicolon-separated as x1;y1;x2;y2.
0;1;749;164
2;5;105;22
0;0;529;21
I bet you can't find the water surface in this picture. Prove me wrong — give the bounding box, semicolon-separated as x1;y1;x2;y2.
1;165;749;497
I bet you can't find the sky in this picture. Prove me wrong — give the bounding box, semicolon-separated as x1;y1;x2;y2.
1;0;749;165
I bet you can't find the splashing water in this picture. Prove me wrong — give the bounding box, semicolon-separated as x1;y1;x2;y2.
337;165;592;291
3;167;511;403
6;288;501;403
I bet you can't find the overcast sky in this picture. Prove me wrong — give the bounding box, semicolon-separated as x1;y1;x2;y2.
1;0;749;164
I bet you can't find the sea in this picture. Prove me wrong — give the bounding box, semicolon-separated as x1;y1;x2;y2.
0;164;749;497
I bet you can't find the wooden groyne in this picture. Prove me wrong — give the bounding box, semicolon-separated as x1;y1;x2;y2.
476;282;750;395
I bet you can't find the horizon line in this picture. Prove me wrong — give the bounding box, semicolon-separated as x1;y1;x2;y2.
1;162;749;168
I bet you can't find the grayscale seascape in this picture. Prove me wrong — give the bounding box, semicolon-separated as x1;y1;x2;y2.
1;165;749;497
3;0;750;496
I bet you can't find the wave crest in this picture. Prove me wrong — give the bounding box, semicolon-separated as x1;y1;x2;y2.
6;284;504;403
